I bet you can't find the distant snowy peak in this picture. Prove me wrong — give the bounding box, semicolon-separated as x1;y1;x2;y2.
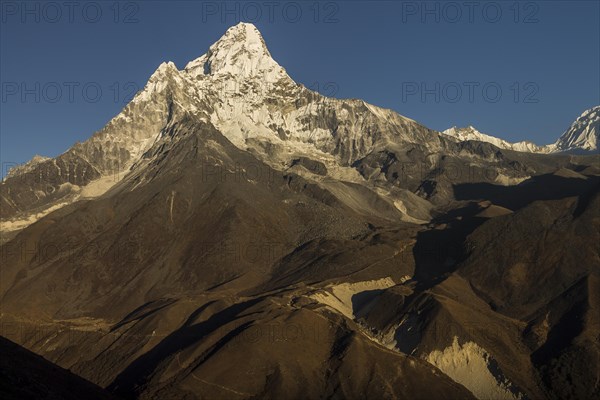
442;126;550;153
443;106;600;154
554;106;599;152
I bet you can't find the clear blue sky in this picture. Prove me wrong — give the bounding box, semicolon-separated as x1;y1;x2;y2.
1;0;599;174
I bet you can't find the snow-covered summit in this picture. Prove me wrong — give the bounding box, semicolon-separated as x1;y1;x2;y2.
442;126;550;153
184;22;287;82
554;106;599;152
124;22;428;164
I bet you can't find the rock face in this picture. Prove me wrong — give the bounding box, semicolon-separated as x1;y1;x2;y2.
0;336;116;400
554;106;599;152
1;22;599;400
1;23;444;225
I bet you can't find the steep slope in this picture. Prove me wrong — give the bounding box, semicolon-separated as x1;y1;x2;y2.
0;62;182;227
353;176;600;400
554;106;599;153
457;181;600;400
0;118;474;399
1;23;442;234
0;336;115;400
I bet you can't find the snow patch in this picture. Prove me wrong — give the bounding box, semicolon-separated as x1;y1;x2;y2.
309;277;396;319
443;126;551;153
494;173;529;186
0;202;70;233
425;336;524;400
79;174;122;198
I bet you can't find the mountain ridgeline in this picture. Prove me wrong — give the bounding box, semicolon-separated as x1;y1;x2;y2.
443;105;599;154
1;23;599;400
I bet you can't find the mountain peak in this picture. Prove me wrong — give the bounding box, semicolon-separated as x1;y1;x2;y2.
225;21;264;41
213;22;268;56
184;22;286;81
554;105;599;152
443;106;600;154
442;125;551;153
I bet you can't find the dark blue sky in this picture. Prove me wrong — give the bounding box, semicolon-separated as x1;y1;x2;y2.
1;0;599;174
